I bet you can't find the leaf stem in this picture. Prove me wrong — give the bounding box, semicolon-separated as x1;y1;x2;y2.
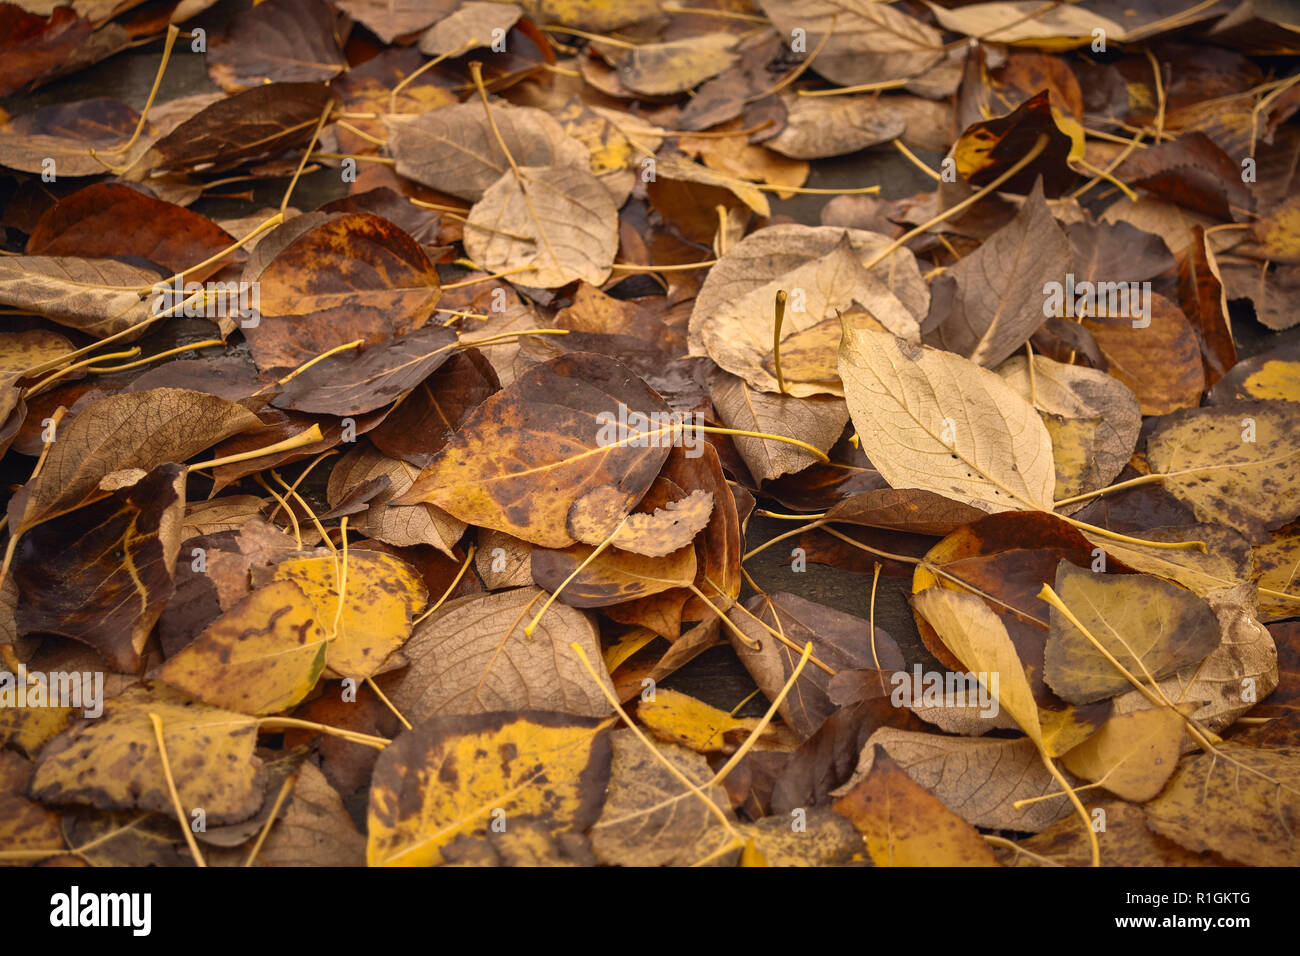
187;425;324;473
772;289;789;395
147;711;207;868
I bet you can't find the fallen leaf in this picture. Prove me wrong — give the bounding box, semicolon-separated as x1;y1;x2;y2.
366;710;612;866
590;728;738;866
832;748;1000;866
377;586;614;723
159;579;328;715
925;180;1069;367
1045;560;1223;704
838;327;1056;513
396;353;672;549
31;682;264;824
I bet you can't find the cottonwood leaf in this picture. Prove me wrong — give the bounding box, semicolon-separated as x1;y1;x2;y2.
530;538;697;606
378;586;614;724
158;579;328;715
1081;294;1204;416
1045;560;1222;704
14;464;185;672
701;236;920;397
0;255;161;338
840;727;1074;832
736;810;865;866
690;225;929;358
708;368;848;482
464;164;618;288
367;348;500;469
0;752;64;860
997;353;1141;503
758;0;944;87
731;592;904;740
7;388;262;535
1145;746;1300;866
1061;707;1188;802
31;683;264;825
207;0;345;91
271;325;459;417
395;353;672;549
419;2;523;56
1146;400;1300;542
326;444;464;557
334;0;455;42
245;761;365;866
766;93;905;160
911;588;1042;744
126;82;335;177
590;728;738;867
593;34;738;96
246;212;441;372
606;490;713;556
1111;583;1278;733
929;1;1128;44
926;180;1068;368
27;182;240;276
832;748;1000;866
636;688;792;755
386;102;589;203
269;550;426;681
366;710;612;866
997;799;1216;867
825;488;988;537
838;327;1056;512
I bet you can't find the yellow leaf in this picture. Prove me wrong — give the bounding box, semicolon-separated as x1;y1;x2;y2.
271;550;426;680
367;711;613;866
159;579;328;715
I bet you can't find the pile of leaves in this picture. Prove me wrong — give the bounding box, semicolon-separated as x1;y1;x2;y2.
1;0;1299;867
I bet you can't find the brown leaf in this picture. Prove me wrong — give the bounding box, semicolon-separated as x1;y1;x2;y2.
326;444;465;556
207;0;345;92
464;163;619;288
395;353;672;549
378;587;614;724
708;368;848;482
732;592;904;740
1082;293;1205;416
832;748;1000;866
14;464;185;671
246;212;441;372
925;179;1068;367
127;83;335;177
7;387;262;536
27;182;240;276
387;102;588;203
766;94;906;160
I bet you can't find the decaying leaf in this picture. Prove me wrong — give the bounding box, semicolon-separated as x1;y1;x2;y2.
838;327;1056;513
31;683;264;824
367;711;612;866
